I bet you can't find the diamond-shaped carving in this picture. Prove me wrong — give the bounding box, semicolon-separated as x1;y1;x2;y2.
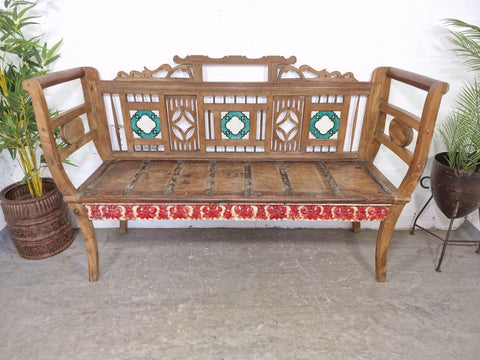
276;110;299;142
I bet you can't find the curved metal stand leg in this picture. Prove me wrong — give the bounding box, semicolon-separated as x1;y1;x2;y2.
410;195;433;235
435;202;459;272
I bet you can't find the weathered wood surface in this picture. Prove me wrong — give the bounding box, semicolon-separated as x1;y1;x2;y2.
22;56;449;282
72;159;395;204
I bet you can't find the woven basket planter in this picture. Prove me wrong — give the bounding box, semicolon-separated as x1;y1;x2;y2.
0;178;74;259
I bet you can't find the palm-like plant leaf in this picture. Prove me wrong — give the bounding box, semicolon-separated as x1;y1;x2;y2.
445;18;480;73
441;19;480;172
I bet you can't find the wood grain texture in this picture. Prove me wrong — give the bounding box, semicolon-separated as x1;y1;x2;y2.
73;159;396;205
22;56;449;282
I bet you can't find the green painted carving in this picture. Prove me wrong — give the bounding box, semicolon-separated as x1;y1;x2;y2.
131;110;161;139
221;111;250;139
310;111;340;139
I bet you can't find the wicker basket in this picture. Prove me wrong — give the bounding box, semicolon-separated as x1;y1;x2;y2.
0;178;74;259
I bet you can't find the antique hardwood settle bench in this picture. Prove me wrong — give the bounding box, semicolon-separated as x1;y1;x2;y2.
23;56;449;282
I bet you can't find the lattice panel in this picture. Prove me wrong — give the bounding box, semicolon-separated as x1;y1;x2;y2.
166;96;199;151
102;90;367;156
302;94;368;153
272;97;304;152
303;94;349;153
203;95;267;153
103;92;172;152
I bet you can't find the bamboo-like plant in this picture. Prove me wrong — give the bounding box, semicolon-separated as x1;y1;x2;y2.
0;0;61;197
439;19;480;173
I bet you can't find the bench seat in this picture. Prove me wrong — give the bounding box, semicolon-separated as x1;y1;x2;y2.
76;159;396;204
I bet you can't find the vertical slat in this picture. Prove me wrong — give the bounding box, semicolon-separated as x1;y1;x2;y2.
214;109;222;144
109;94;123;151
301;95;313;152
197;95;207;151
191;96;200;151
336;95;351;153
359;67;390;161
158;94;170;152
120;93;135;152
249;108;258;143
81;67;113;160
264;96;274;153
349;95;361;152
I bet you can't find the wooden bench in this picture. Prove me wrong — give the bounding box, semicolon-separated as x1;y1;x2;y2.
23;56;449;282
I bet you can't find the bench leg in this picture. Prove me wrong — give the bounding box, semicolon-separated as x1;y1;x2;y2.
120;220;128;235
352;221;361;233
375;203;405;282
69;204;99;281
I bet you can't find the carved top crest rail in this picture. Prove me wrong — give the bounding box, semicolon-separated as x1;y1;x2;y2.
115;55;357;82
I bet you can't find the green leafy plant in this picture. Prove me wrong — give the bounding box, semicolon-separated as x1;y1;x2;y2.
439;19;480;172
0;0;61;197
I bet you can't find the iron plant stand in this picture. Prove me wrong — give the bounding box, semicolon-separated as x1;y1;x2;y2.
410;176;480;272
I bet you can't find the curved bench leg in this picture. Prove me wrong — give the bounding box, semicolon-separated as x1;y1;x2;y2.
375;203;405;282
69;204;99;281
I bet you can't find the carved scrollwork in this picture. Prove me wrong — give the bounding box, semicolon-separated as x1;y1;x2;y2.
173;55;297;66
115;64;193;80
277;65;356;81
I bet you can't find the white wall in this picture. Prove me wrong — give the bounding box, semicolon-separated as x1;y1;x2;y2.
1;0;479;230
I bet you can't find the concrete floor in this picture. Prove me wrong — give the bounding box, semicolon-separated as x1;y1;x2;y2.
0;224;479;360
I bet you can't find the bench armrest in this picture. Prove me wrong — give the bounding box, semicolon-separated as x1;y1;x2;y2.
360;67;449;200
23;67;110;197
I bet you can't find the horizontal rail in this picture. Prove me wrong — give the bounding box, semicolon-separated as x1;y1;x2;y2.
98;80;372;95
374;132;413;165
23;67;85;89
59;130;98;161
386;67;449;93
110;150;361;161
379;102;420;131
51;103;92;130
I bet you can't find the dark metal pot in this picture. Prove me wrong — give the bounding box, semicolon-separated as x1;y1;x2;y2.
430;152;480;219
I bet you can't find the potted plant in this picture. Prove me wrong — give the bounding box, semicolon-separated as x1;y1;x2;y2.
0;0;73;259
430;19;480;219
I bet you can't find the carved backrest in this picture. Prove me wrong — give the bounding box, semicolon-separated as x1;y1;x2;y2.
100;56;371;160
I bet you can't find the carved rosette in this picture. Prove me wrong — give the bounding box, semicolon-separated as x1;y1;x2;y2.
389;118;414;147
